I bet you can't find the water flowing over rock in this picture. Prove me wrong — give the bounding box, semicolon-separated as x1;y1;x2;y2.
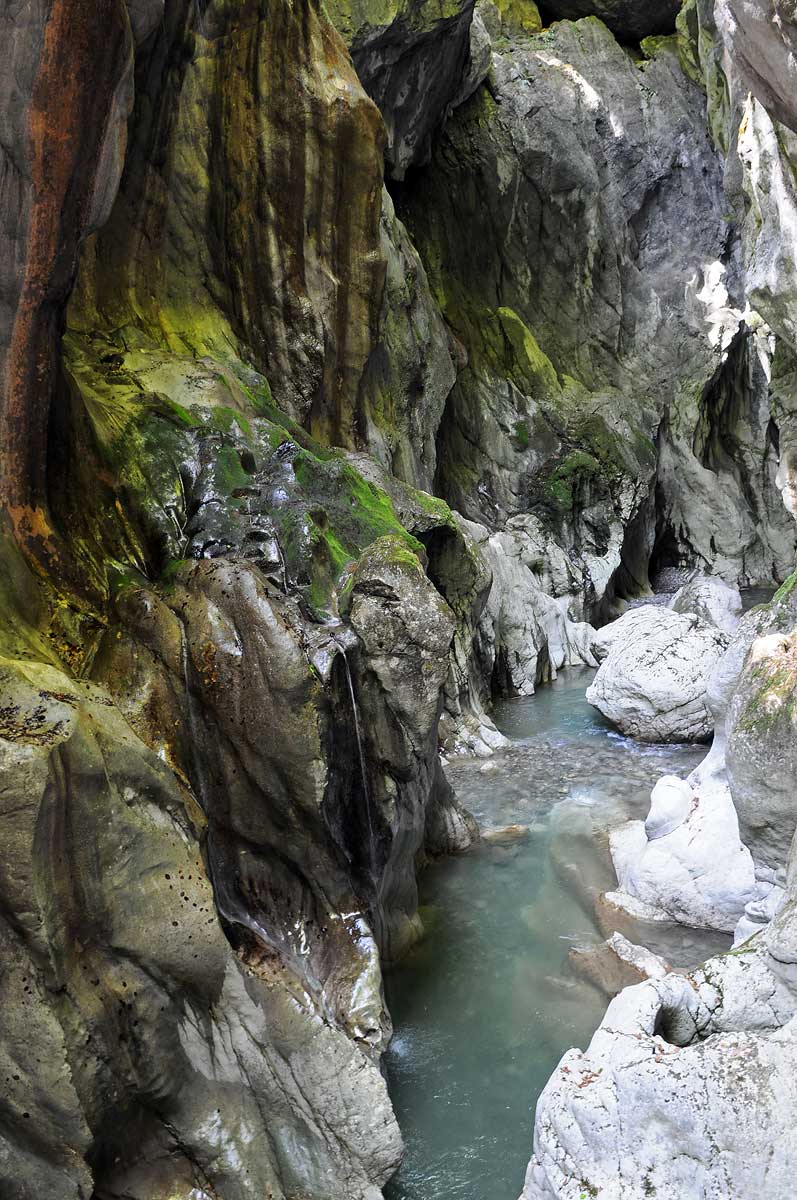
608;773;758;931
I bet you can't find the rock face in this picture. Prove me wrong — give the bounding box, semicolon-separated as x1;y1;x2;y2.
523;576;797;1193
464;516;598;699
608;772;758;931
569;932;670;997
5;0;797;1195
69;0;387;447
398;14;795;609
0;0;134;556
539;0;681;41
0;658;402;1200
586;606;729;742
714;0;797;133
327;0;483;179
0;0;481;1194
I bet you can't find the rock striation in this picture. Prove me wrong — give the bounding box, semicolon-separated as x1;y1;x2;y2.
4;0;797;1195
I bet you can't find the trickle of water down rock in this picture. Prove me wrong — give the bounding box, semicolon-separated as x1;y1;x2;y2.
3;1;797;1199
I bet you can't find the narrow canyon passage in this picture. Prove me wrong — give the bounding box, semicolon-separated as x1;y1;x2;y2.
5;1;797;1195
384;669;728;1200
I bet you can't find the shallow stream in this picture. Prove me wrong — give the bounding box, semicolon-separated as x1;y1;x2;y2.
384;668;729;1200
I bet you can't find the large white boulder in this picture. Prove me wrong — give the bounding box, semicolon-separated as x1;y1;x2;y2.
669;572;743;634
608;772;759;932
520;903;797;1200
586;606;729;742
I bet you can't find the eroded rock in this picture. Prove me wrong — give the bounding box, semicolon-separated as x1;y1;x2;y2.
0;657;402;1200
569;932;670;997
586;606;728;742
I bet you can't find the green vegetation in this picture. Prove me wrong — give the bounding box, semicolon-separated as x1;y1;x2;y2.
545;450;603;511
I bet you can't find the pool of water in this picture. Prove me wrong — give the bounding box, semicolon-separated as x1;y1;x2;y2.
383;668;728;1200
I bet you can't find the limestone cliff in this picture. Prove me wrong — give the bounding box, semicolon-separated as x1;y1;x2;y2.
3;0;797;1197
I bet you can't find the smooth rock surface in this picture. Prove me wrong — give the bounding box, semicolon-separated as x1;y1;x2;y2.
521;925;797;1200
608;771;758;932
586;607;729;742
0;658;402;1200
670;572;743;633
727;625;797;866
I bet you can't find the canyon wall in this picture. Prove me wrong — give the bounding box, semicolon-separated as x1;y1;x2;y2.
2;0;797;1196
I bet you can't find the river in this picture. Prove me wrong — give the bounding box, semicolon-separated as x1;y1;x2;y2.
384;667;729;1200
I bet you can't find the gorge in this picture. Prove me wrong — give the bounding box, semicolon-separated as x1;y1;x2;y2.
2;0;797;1198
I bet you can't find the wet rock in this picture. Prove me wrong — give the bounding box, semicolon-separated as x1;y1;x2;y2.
69;0;386;444
0;657;401;1200
587;606;729;742
482;823;530;845
569;932;670;997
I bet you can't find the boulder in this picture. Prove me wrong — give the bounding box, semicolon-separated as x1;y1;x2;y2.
520;874;797;1200
586;607;729;742
569;932;671;997
607;771;758;932
670;572;743;633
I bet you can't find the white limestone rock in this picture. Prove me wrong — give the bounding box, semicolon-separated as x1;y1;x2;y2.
669;572;743;633
463;516;598;700
586;607;729;742
734;878;788;946
520;907;797;1200
608;772;758;932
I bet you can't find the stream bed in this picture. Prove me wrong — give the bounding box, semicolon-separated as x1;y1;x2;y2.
384;667;729;1200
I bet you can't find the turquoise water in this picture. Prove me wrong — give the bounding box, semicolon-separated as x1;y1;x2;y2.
384;668;727;1200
